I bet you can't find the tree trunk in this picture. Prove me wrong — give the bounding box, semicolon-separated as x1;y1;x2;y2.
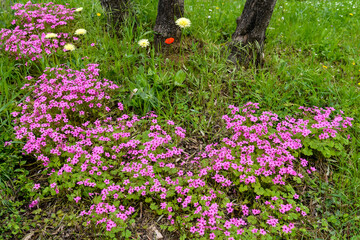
174;0;184;18
99;0;130;29
153;0;181;51
229;0;277;67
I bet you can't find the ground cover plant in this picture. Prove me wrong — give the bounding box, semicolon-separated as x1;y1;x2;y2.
1;0;360;239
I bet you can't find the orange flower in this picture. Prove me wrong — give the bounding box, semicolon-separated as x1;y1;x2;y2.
165;38;174;44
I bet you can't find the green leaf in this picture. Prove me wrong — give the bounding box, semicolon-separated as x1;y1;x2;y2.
247;215;257;224
32;208;42;215
288;212;298;220
302;147;313;156
93;196;102;204
150;203;157;210
124;229;131;238
148;68;155;76
255;187;265;195
166;190;175;197
239;185;248;192
264;188;275;197
327;215;338;224
293;177;302;184
261;176;272;183
174;70;186;87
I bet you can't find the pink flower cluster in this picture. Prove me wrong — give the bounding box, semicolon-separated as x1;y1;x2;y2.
11;2;75;32
0;1;76;61
13;64;118;160
11;59;353;239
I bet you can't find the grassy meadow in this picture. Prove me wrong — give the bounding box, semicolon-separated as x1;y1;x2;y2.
1;0;360;239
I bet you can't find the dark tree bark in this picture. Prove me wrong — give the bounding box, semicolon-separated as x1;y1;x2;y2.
99;0;130;29
153;0;181;51
174;0;184;18
229;0;277;66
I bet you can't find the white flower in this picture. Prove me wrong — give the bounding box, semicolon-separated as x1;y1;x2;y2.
45;33;58;39
175;17;191;28
75;7;83;12
74;29;87;35
138;39;150;48
133;88;138;93
64;43;76;51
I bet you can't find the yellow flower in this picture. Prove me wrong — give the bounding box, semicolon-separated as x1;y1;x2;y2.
75;7;83;12
97;13;101;16
138;39;150;48
352;62;355;65
323;65;328;69
74;29;87;35
64;43;76;51
175;17;191;28
216;7;220;10
349;13;354;16
45;33;58;39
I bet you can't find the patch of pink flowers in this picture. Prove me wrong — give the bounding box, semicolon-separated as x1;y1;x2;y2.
11;1;75;32
0;1;77;61
11;61;354;238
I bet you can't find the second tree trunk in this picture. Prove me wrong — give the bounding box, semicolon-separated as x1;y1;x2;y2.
229;0;277;66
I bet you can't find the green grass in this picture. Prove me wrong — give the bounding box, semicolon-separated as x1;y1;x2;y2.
1;0;360;239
